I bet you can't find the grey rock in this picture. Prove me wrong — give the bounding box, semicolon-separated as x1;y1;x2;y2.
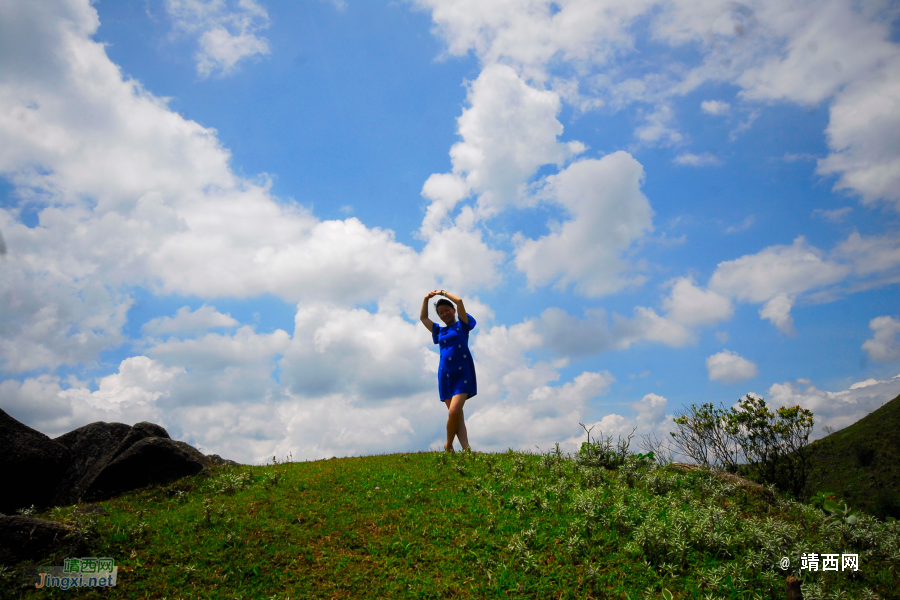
0;409;72;514
51;422;132;505
0;516;69;566
85;437;206;501
172;440;210;468
108;421;171;463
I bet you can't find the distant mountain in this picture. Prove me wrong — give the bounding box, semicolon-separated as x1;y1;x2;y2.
804;393;900;520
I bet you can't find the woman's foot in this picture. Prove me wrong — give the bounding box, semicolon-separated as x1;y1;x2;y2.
444;443;455;452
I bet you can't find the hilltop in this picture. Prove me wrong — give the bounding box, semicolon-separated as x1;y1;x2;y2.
2;446;899;599
804;392;900;520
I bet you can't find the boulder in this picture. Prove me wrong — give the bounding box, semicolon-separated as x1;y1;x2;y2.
108;421;170;462
51;422;132;505
172;440;211;469
85;437;207;501
0;516;70;566
0;409;72;514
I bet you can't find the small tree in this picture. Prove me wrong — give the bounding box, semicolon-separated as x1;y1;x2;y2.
725;396;814;497
670;395;815;497
670;402;743;473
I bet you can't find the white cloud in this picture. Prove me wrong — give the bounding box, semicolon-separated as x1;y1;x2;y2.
467;370;616;452
673;152;721;167
700;100;730;115
278;305;433;401
706;350;758;383
142;304;238;335
557;392;672;454
709;236;849;303
767;374;900;437
661;277;733;327
0;357;183;436
635;104;683;146
862;316;900;362
831;231;900;279
817;60;900;210
416;0;900;210
758;293;796;336
423;63;584;226
0;1;461;369
0;262;131;373
418;211;505;294
532;304;693;357
514;151;654;297
166;0;271;78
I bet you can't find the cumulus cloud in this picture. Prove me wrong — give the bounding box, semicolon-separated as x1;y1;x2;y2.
467;370;616;452
555;392;672;455
767;374;900;437
142;304;238;335
673;152;721;167
661;278;733;327
706;350;758;383
528;277;735;359
758;293;796;336
420;63;585;230
166;0;271;78
0;1;460;370
514;151;654;297
278;305;433;402
532;304;693;358
709;236;849;303
416;0;900;210
862;316;900;362
0;357;183;436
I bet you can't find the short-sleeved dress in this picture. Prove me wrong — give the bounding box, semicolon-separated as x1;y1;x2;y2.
432;314;477;402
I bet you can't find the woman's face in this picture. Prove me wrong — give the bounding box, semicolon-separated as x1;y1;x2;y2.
437;304;456;325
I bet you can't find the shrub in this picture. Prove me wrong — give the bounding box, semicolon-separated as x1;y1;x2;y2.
670;395;814;497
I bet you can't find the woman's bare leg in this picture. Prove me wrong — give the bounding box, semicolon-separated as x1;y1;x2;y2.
443;393;468;451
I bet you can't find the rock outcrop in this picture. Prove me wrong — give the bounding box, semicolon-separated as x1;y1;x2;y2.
0;409;72;515
1;411;239;514
84;437;208;501
0;516;70;566
51;422;133;506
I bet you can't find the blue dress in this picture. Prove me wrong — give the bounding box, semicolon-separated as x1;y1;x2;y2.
432;314;477;401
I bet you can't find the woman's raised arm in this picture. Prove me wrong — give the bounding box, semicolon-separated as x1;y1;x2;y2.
420;291;438;332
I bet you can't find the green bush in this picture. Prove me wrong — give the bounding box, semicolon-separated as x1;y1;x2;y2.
671;395;815;497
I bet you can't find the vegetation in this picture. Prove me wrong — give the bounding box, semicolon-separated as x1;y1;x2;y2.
3;440;899;599
802;392;900;521
670;395;814;498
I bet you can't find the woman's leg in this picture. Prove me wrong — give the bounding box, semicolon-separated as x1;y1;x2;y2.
443;393;468;451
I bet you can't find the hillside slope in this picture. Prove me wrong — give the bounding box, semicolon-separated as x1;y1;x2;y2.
804;392;900;519
4;448;899;599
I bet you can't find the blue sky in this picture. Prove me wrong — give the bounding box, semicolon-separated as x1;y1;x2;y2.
1;0;899;464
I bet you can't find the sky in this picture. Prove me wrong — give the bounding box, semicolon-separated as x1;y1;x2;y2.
1;0;899;465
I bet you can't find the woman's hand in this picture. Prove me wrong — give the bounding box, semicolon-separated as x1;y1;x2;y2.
425;290;440;299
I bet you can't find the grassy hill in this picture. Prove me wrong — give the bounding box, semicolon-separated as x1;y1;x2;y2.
804;393;900;520
3;447;899;600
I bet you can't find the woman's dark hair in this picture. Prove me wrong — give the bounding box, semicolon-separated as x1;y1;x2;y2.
435;298;454;312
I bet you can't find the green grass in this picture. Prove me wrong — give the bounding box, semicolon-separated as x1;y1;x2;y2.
3;447;900;600
804;393;900;520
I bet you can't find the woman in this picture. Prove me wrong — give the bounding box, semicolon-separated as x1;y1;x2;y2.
420;290;477;452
